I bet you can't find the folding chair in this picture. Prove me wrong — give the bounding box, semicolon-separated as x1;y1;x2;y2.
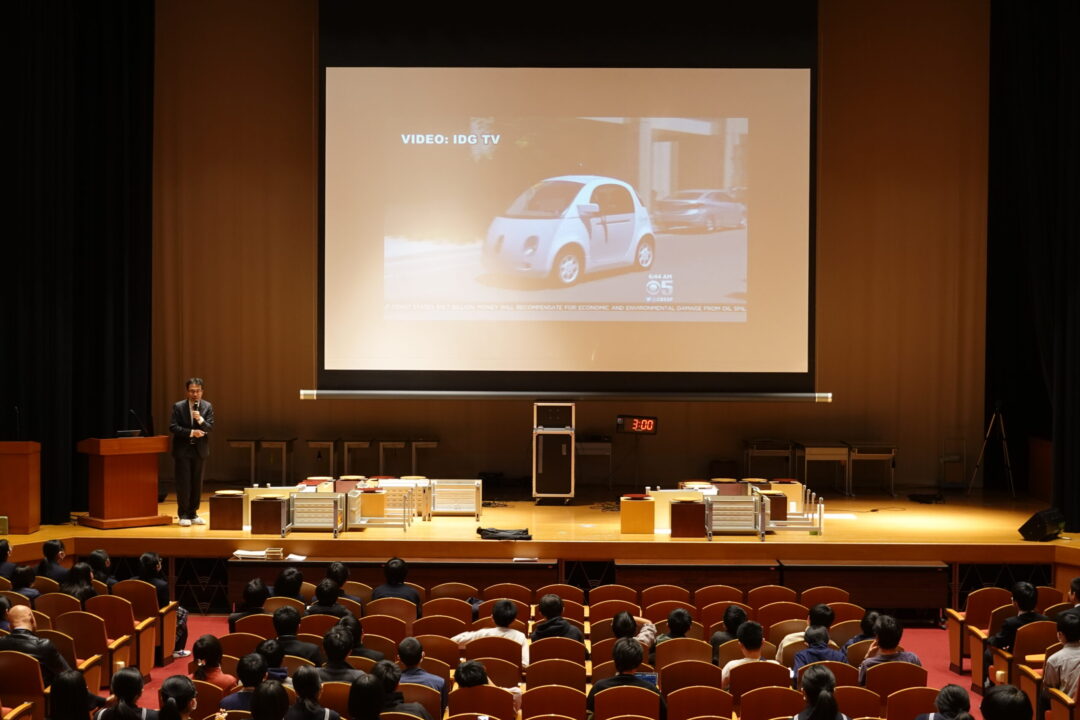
529;636;586;665
828;602;866;624
464;636;522;669
590;585;638;605
667;686;732;720
113;578;179;666
526;658;587;691
483;583;534;605
415;634;461;669
522;685;586;720
864;661;928;702
835;685;883;720
0;651;48;720
746;586;797;611
400;682;441;720
472;656;520;687
796;660;858;687
33;593;81;621
191;679;224;720
423;598;474;624
884;686;939;720
945;586;1011;673
263;596;305;613
590;600;642;623
756;602;808;632
54;610;131;688
593;685;661;720
234;614;276;638
413;614;468;638
430;583;479;601
449;685;516;720
641;585;692;608
644;600;696;624
694;586;744;613
737;687;803;720
658;659;724;695
654;638;711;670
728;660;791;706
799;586;850;607
299;614;340;635
37;627;104;693
319;681;352;717
363;614;408;644
535;584;585;605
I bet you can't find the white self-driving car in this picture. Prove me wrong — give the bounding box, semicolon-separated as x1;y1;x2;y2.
482;175;656;286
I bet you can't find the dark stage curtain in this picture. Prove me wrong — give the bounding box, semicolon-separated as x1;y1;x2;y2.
987;2;1079;524
6;2;154;523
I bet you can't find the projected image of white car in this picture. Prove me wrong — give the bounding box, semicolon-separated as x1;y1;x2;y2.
482;175;655;286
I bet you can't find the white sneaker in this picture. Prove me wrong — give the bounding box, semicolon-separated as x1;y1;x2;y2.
192;516;206;525
173;649;191;658
179;518;192;527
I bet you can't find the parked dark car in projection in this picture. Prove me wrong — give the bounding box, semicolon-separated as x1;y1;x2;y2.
652;189;747;232
483;175;656;286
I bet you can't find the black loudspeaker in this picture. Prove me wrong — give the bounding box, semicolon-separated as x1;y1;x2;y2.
1018;508;1065;542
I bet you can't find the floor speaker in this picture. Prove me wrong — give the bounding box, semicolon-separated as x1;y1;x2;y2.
1018;507;1065;542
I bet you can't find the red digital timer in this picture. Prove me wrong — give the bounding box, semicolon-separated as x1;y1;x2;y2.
616;415;659;435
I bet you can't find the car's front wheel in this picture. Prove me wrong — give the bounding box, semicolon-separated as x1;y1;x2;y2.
552;247;583;286
635;238;655;270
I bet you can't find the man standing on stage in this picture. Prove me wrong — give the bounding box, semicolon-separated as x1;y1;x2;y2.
170;377;214;526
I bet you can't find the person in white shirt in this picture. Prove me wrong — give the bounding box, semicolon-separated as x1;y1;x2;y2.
451;599;529;667
722;621;786;689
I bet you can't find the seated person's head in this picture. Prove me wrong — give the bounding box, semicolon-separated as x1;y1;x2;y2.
6;605;35;631
667;608;692;638
326;562;350;588
809;603;835;629
193;634;224;670
1057;610;1080;644
348;674;383;720
723;604;748;635
1070;577;1080;604
612;636;644;673
384;557;408;585
0;596;9;625
804;625;831;648
0;539;8;564
237;653;268;689
138;552;161;579
612;611;638;639
337;615;362;648
273;567;303;599
492;599;517;628
315;578;341;606
43;538;65;563
981;685;1032;720
935;684;972;720
454;660;489;688
272;606;301;636
398;637;423;668
323;626;353;664
257;638;286;669
292;666;322;705
873;615;903;651
1012;582;1038;613
47;670;92;720
243;578;270;610
538;594;564;620
859;610;880;638
737;620;764;655
372;659;402;694
11;565;35;591
251;680;289;720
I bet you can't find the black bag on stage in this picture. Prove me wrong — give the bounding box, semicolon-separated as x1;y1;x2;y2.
477;527;532;540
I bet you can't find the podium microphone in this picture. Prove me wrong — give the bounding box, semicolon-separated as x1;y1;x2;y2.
14;405;20;440
129;408;150;437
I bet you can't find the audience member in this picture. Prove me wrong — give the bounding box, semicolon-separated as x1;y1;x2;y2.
222;653;269;711
710;603;748;664
0;539;14;580
530;593;584;643
318;626;364;683
192;633;238;692
10;565;40;603
586;637;666;720
612;610;657;649
347;674;384;720
797;664;848;720
59;561;97;605
87;549;118;588
794;625;846;676
454;660;521;713
326;562;365;606
371;557;421;617
721;620;784;689
0;604;70;684
337;614;385;662
273;567;305;601
1069;578;1080;608
0;596;10;632
229;577;271;632
50;669;106;720
372;659;433;719
96;666;158;720
451;598;529;666
257;638;291;685
251;680;290;720
858;614;922;685
777;603;836;661
158;675;197;720
656;608;692;644
915;684;972;720
984;582;1048;686
287;666;340;720
399;636;448;710
1040;610;1080;710
307;578;351;618
36;539;67;582
273;605;325;664
842;609;880;657
138;552;189;657
981;685;1033;720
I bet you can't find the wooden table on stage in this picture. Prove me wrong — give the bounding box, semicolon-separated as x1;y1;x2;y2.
226;556;559;608
779;559;949;610
76;436;172;529
0;441;41;534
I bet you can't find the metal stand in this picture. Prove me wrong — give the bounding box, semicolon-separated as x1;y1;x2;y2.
967;404;1016;498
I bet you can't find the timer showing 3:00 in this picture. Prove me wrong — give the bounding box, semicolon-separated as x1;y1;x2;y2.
616;415;659;434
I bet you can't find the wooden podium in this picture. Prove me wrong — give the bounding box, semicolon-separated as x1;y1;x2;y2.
77;436;172;529
0;441;41;534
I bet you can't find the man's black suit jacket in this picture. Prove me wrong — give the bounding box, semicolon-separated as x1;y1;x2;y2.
0;628;71;685
170;399;213;458
989;611;1050;650
277;634;324;665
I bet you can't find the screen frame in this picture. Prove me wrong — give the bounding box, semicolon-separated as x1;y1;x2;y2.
316;3;818;397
